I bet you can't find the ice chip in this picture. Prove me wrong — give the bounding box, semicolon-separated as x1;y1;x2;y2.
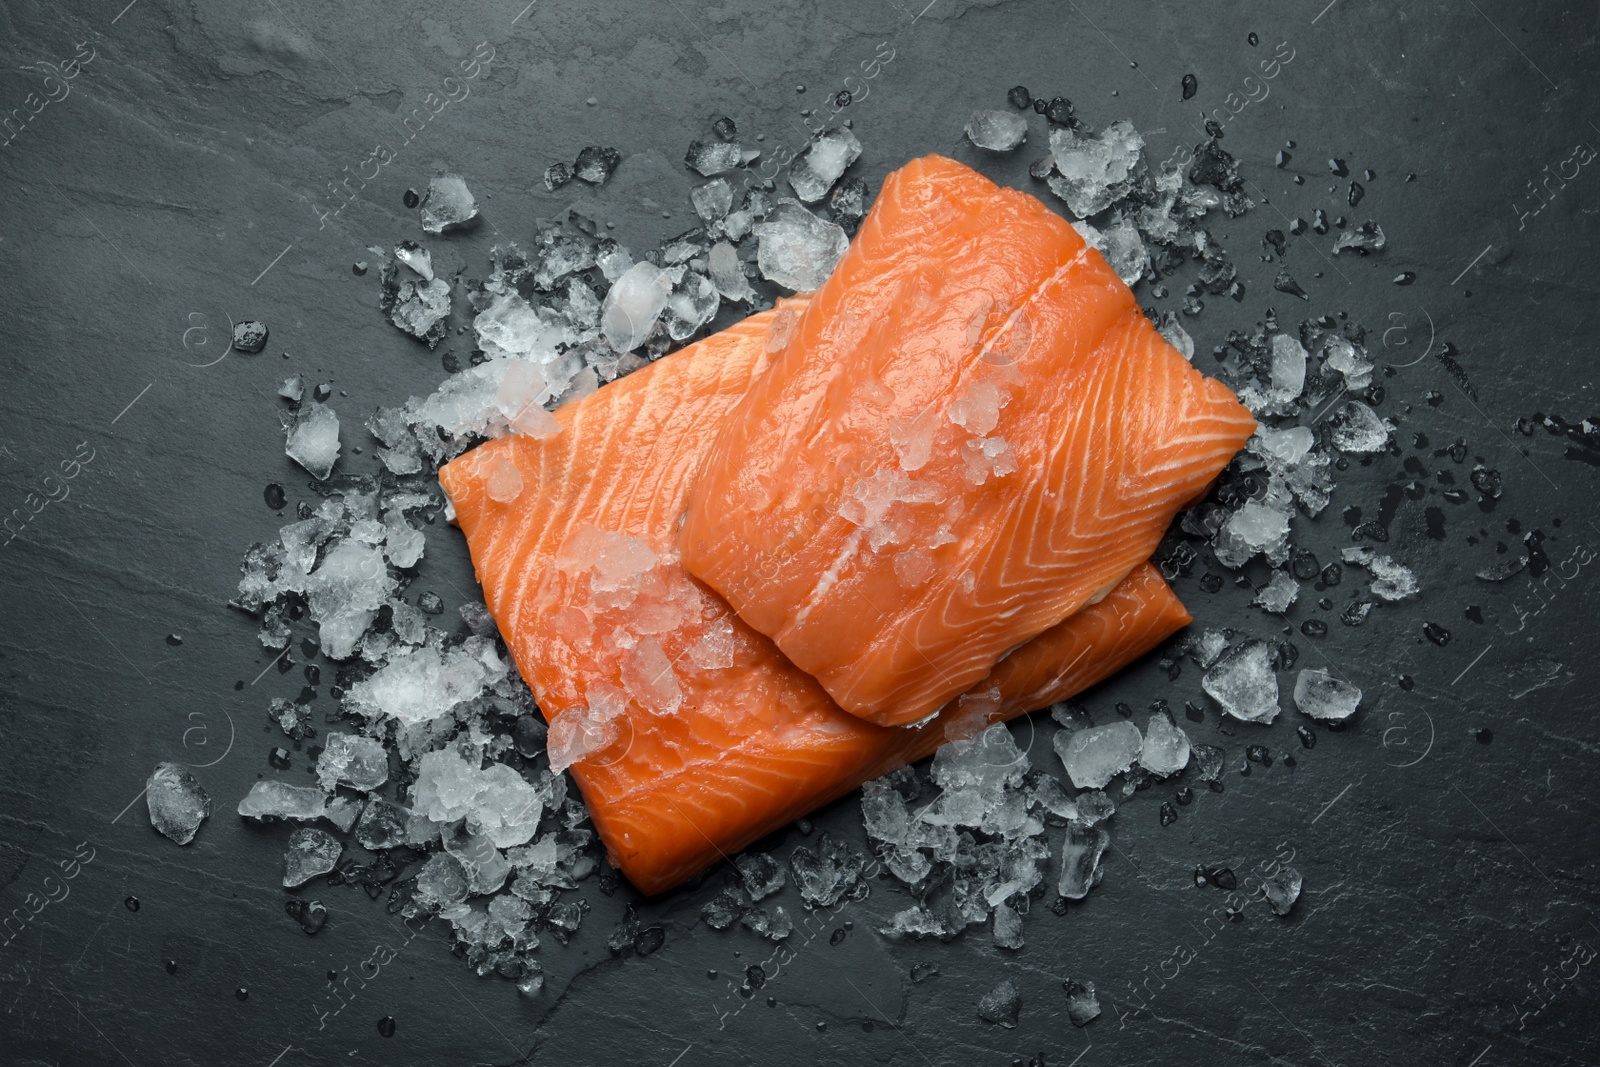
1254;425;1315;470
1076;789;1116;824
283;827;341;887
600;261;672;352
1057;821;1110;900
707;241;755;303
622;637;682;716
1270;335;1308;397
323;795;361;832
574;146;622;184
1054;721;1142;789
543;161;573;191
1329;400;1390;453
1212;500;1292;569
662;270;720;341
1158;310;1194;361
684;139;742;177
466;769;545;851
1292;668;1361;722
547;695;625;773
382;510;425;570
413;853;470;912
735;852;787;901
882;905;957;941
381;266;451;348
828;176;870;227
742;904;793;941
690;178;734;222
1139;711;1191;777
788;832;863;907
1332;220;1385;255
146;763;210;845
316;733;389;791
965;109;1028;152
688;616;737;670
1324;336;1374;390
1284;450;1334;516
1342;547;1418;600
283;402;341;480
393;240;434;281
485;454;525;503
1241;334;1308;415
476;293;552;363
354;797;411;850
237;780;331;822
1262;866;1303;915
1046;120;1146;217
948;380;1003;436
992;902;1024;949
1063;979;1102;1027
419;173;478;233
977;978;1021;1027
1100;216;1148;286
701;887;744;930
754;200;849;292
1184;628;1230;669
232;319;268;353
411;749;482;823
556;523;657;600
1074;216;1146;286
1203;639;1280;723
787;127;862;202
300;538;395;661
1192;743;1225;782
1251;570;1300;613
860;776;913;847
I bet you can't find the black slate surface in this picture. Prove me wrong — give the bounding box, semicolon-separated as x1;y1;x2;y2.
2;2;1598;1065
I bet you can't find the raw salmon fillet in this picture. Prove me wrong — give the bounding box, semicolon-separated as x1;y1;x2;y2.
439;303;1190;894
680;154;1255;727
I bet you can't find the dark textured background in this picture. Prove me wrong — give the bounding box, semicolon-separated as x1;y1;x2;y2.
2;1;1598;1064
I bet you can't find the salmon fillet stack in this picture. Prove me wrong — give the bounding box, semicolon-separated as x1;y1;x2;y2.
681;156;1256;727
440;302;1191;894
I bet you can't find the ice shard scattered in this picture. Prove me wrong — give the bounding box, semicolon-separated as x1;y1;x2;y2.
146;763;211;845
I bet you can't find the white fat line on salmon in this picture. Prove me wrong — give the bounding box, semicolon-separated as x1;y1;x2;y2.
792;526;865;628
